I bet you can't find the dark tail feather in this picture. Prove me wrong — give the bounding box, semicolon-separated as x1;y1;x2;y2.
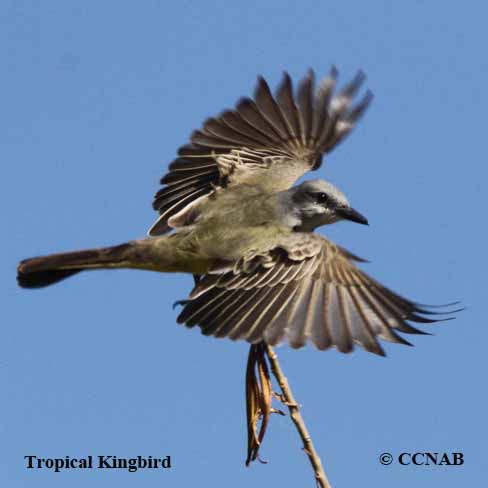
17;268;82;288
17;243;133;289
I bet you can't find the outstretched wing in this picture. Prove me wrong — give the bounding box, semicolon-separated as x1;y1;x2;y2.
149;68;372;235
177;234;458;356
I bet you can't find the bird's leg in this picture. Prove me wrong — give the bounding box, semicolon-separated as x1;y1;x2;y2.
245;343;272;467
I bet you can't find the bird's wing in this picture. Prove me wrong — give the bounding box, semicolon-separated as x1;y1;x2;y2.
177;233;457;356
149;68;372;235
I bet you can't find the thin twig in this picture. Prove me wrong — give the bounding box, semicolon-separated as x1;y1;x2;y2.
265;344;332;488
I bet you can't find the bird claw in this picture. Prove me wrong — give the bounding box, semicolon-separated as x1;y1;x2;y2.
272;391;299;408
172;299;189;309
256;455;268;465
271;407;286;416
272;391;284;401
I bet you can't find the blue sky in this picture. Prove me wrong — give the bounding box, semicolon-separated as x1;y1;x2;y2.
2;1;486;486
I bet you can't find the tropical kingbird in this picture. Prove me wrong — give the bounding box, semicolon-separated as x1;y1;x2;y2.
17;68;457;356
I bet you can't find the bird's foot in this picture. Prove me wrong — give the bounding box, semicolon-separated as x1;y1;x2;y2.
270;407;286;416
273;391;299;408
172;299;190;309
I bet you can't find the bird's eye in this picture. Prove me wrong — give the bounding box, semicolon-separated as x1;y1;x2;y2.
316;192;329;204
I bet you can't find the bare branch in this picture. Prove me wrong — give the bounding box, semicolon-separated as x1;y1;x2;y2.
265;344;332;488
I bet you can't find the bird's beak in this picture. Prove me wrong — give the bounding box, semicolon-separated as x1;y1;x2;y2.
336;206;369;225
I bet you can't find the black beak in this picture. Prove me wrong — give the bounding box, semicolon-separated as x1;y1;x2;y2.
336;206;369;225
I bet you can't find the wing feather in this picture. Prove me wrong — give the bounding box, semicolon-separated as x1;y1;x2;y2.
263;282;302;346
311;283;333;350
150;68;372;235
288;279;321;349
177;233;457;355
220;110;275;146
254;76;290;139
202;118;266;147
311;66;338;143
276;73;302;142
229;285;287;341
297;69;314;144
247;282;296;344
214;288;274;339
328;285;353;353
236;98;284;141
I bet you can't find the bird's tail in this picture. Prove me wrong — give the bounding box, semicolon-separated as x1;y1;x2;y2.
17;242;135;289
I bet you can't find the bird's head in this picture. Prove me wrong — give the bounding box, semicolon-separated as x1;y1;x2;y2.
285;179;368;231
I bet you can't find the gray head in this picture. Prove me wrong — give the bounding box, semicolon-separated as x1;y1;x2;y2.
280;179;368;231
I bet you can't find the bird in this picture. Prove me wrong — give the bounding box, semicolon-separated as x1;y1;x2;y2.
17;67;458;357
